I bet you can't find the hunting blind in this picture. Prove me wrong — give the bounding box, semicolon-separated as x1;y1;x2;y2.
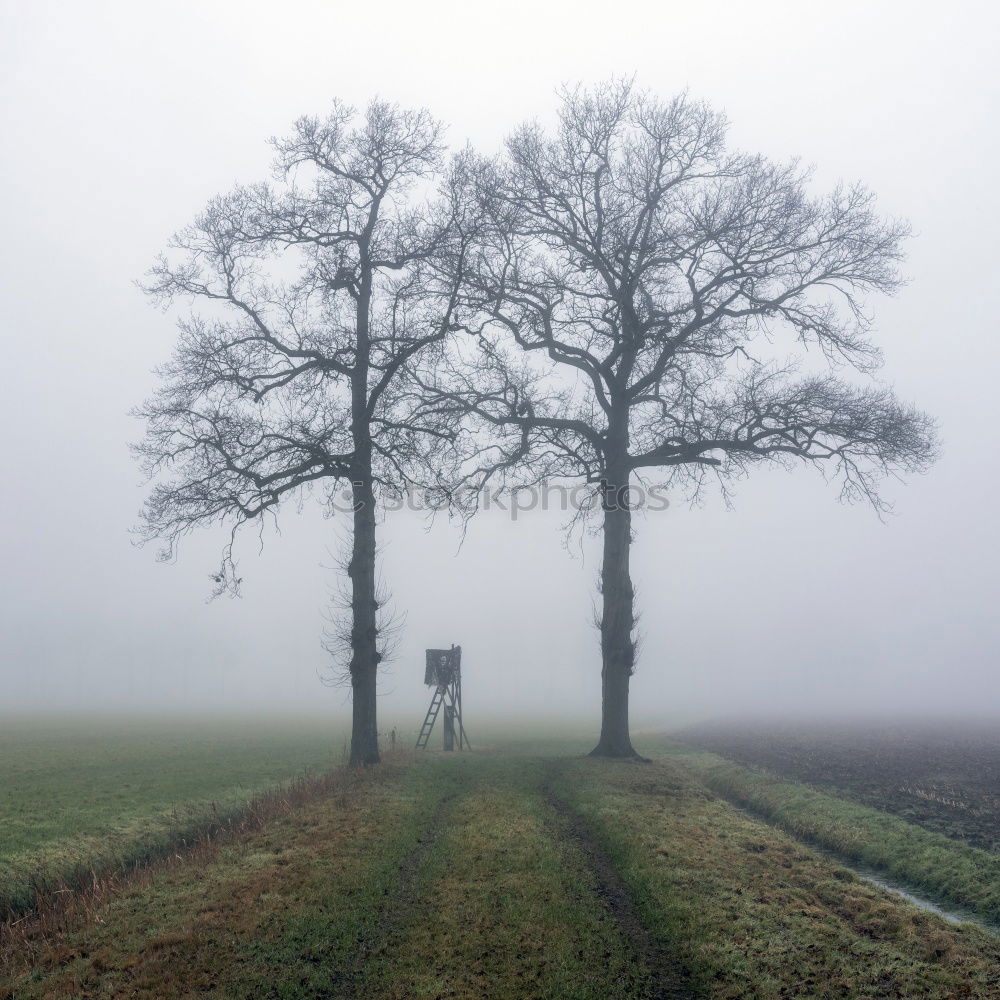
416;645;468;751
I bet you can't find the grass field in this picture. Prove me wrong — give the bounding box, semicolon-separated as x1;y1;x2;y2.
4;721;1000;998
0;716;348;917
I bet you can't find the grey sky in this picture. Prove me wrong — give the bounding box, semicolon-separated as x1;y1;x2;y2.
1;0;998;728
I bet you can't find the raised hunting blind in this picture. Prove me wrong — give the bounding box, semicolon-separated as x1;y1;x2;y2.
416;645;469;751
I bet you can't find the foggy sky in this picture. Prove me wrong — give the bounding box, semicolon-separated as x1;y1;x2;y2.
2;0;998;728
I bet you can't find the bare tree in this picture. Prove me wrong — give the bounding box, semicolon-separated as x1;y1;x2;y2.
443;81;937;758
135;100;469;765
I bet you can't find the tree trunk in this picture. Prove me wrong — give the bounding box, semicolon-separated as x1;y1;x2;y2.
348;264;380;767
590;462;640;758
348;466;380;766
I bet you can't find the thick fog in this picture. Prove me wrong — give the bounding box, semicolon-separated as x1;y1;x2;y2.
2;1;998;728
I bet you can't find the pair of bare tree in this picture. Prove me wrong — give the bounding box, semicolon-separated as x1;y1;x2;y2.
136;82;936;764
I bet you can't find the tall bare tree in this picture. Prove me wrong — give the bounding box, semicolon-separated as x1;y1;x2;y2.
135;100;469;765
443;81;936;758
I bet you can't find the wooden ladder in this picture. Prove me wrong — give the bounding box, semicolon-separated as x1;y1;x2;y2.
415;684;447;749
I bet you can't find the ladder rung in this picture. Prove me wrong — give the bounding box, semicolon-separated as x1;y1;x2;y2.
416;684;450;749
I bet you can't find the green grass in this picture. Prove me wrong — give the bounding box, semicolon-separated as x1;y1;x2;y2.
671;750;1000;923
668;745;1000;923
3;758;447;999
363;755;655;999
4;755;653;1000
0;716;348;916
552;753;1000;999
6;741;1000;999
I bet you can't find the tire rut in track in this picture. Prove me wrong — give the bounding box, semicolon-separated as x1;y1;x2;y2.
543;782;695;1000
322;791;459;999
